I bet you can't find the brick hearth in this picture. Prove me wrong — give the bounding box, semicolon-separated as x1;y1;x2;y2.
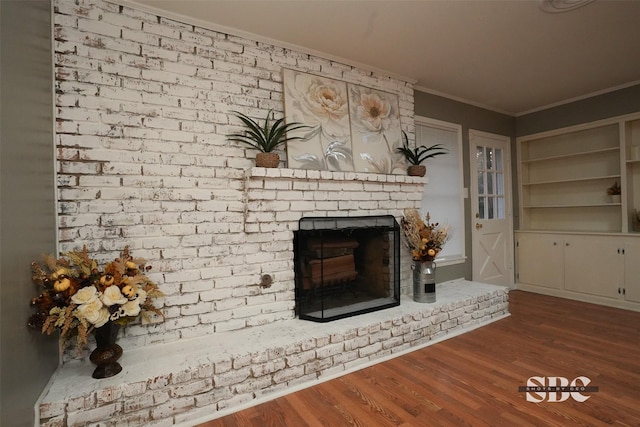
38;280;509;426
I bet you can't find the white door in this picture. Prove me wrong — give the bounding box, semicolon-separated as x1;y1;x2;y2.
469;130;514;286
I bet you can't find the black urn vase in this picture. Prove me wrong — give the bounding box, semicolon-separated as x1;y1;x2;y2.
89;321;123;379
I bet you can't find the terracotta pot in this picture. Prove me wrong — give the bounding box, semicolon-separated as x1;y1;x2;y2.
256;152;280;168
407;165;426;177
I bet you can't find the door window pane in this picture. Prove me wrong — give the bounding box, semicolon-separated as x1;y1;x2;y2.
487;172;494;194
488;196;495;219
496;148;503;170
497;196;504;219
478;145;505;220
476;146;484;170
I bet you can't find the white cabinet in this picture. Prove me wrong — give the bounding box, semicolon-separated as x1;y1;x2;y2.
623;238;640;303
516;232;640;311
563;235;622;299
515;233;563;289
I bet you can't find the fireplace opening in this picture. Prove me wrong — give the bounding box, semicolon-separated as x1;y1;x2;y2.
294;215;400;322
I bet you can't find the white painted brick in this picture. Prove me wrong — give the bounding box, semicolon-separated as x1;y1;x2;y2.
39;401;66;419
150;396;195;420
315;342;345;359
77;18;121;38
171;379;213;398
67;402;122;426
215;318;246;332
40;416;65;427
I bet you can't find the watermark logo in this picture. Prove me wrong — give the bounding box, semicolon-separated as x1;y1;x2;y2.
518;376;599;402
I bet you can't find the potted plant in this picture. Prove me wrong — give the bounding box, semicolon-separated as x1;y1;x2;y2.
396;131;448;177
227;110;310;168
632;209;640;232
607;181;621;203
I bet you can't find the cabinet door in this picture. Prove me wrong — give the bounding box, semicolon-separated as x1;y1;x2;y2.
564;235;622;299
516;233;564;289
624;238;640;303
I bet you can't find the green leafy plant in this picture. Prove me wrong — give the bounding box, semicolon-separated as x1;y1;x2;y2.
607;181;621;195
227;110;310;153
396;131;447;165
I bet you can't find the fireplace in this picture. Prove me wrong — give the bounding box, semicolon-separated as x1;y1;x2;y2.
294;215;401;322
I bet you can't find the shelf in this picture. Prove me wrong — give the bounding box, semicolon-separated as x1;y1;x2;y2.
521;147;619;164
522;174;620;186
523;203;620;209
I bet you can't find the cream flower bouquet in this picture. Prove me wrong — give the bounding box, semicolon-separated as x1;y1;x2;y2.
28;246;163;348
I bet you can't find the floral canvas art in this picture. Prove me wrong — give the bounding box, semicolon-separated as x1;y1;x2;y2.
283;69;405;173
348;84;404;174
283;69;354;171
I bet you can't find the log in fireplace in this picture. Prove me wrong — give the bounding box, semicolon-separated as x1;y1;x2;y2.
294;215;401;322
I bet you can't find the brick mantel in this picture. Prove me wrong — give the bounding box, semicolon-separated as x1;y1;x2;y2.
244;167;428;231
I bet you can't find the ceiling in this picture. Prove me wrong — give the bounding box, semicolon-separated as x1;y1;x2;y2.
124;0;640;116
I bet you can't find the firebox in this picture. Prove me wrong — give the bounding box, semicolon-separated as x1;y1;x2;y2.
294;215;401;322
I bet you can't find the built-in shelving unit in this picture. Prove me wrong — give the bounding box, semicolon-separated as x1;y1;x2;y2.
625;119;640;232
517;117;640;232
515;113;640;312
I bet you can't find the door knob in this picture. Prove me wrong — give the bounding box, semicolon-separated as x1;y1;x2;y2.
475;223;483;229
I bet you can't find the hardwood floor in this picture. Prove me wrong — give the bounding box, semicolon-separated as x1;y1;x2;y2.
197;291;640;426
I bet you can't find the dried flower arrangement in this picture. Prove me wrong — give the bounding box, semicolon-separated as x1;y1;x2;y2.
400;208;450;262
28;246;164;349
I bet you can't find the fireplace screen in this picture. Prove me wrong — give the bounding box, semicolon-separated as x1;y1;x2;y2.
294;215;400;322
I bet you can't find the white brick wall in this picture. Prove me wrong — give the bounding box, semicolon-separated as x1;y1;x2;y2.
54;0;416;361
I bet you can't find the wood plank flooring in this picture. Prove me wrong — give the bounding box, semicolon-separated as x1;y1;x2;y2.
197;291;640;427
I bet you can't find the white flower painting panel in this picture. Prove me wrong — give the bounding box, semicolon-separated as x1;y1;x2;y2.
348;84;404;174
283;69;354;171
283;69;405;173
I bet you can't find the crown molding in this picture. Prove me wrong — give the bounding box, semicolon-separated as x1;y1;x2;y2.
413;85;514;116
515;80;640;116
